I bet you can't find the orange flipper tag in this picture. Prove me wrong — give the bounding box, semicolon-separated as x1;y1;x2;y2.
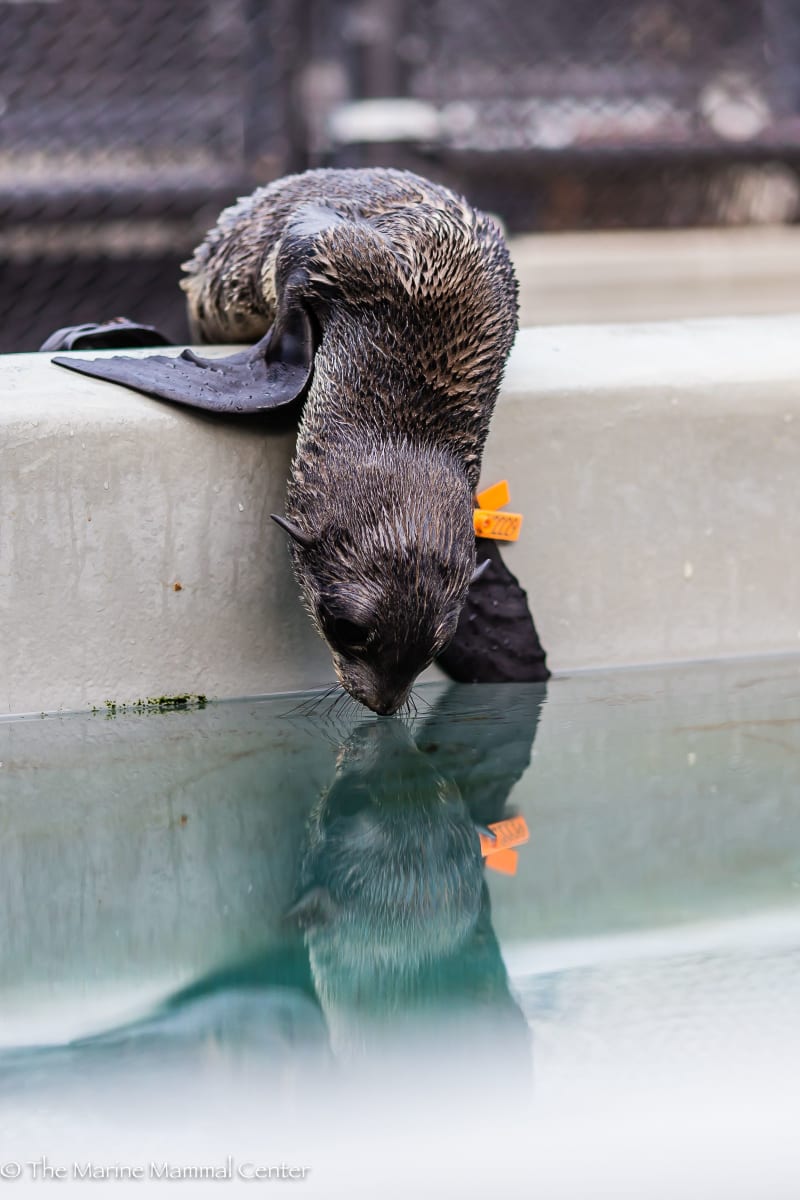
473;510;523;541
476;480;511;511
474;479;523;542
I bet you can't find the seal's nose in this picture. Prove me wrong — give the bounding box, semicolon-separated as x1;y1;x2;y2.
363;685;411;717
343;669;413;716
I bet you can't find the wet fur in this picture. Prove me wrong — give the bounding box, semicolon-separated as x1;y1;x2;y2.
183;169;519;713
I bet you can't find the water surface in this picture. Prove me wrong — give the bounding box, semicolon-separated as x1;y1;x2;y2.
1;660;798;1195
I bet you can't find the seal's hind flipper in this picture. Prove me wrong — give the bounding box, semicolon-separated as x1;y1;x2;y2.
40;318;174;353
52;309;314;415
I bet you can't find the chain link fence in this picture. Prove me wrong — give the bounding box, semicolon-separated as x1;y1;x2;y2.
326;0;800;229
1;0;305;350
2;0;799;350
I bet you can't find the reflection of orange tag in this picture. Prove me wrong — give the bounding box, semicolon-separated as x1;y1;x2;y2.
485;848;519;876
481;816;529;877
479;815;529;857
473;479;523;542
473;510;523;541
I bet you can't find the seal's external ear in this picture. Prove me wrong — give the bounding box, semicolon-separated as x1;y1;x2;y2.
285;886;337;930
470;559;491;585
271;513;316;549
51;301;315;414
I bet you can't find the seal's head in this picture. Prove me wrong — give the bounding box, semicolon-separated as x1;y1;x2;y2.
275;443;476;715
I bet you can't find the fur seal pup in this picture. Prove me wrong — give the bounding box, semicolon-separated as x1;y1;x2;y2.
53;169;521;714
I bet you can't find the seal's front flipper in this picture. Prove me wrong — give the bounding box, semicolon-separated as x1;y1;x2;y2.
52;307;314;415
436;536;550;683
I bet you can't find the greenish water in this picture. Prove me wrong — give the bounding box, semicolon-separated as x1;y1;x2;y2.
1;660;799;1195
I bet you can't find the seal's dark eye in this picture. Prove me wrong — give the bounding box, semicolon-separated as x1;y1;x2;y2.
332;617;369;647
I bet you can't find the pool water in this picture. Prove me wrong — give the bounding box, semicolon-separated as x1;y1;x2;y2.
1;659;799;1196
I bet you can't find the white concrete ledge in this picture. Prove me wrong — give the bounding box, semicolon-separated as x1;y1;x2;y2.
511;226;800;327
2;315;800;714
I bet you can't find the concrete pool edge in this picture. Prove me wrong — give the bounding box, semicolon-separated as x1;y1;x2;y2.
2;646;800;724
2;313;800;714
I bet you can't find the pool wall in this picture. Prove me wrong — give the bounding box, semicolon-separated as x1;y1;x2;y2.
2;314;799;714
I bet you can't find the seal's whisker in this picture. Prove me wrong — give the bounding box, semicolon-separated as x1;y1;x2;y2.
302;715;340;744
411;687;434;712
324;687;351;722
280;692;309;717
278;696;313;718
310;684;341;714
279;683;339;719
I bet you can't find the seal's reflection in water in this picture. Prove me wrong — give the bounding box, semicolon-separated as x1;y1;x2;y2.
289;692;542;1075
0;684;546;1137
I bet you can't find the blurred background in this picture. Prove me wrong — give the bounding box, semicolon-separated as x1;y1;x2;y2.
2;0;800;352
